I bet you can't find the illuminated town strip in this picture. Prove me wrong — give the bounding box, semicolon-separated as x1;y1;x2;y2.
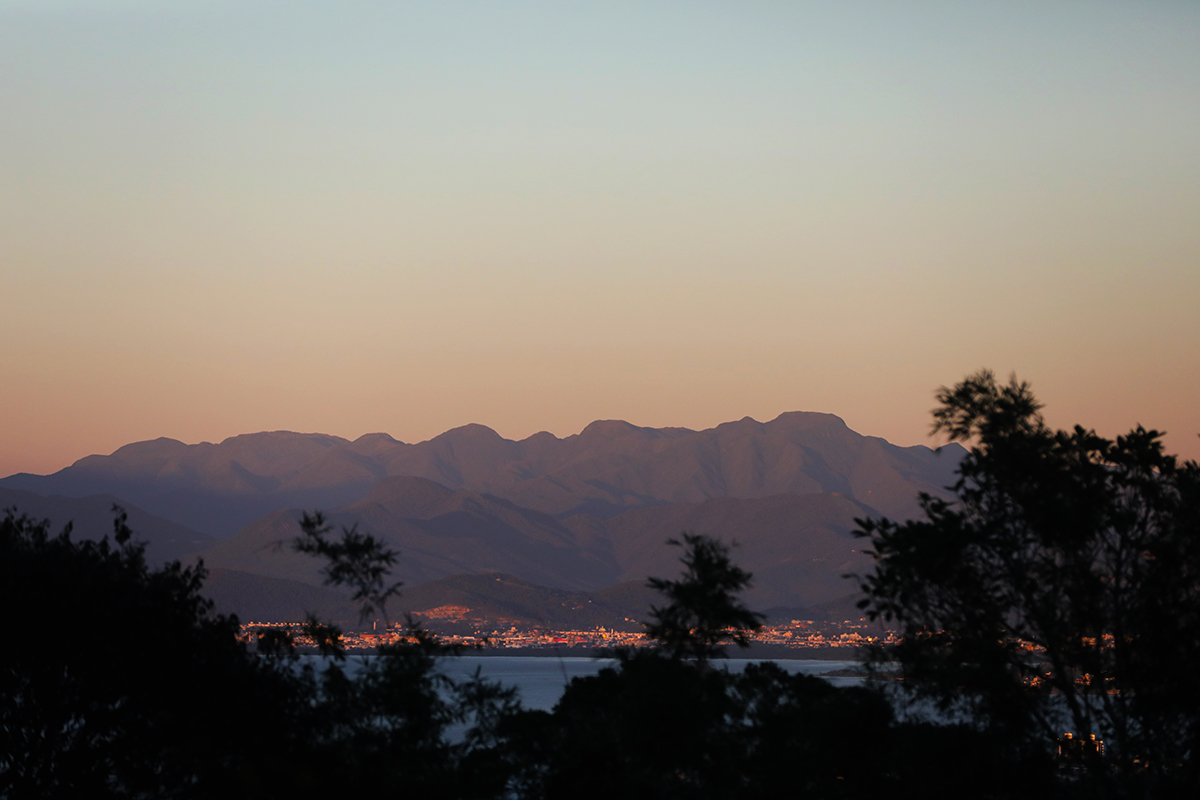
239;619;899;653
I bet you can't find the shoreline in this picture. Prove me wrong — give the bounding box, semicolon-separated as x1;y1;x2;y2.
290;644;865;662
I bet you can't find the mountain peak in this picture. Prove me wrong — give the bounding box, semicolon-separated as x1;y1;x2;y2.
433;424;503;442
766;411;849;430
714;416;763;432
71;437;191;474
104;437;189;460
354;432;401;445
217;431;348;448
578;420;655;438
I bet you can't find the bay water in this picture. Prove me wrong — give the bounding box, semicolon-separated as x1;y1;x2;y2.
438;655;867;711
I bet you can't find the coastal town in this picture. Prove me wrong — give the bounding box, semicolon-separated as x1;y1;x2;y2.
239;616;898;655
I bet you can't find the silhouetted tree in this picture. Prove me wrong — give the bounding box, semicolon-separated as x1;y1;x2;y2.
0;505;520;799
0;508;317;798
644;533;765;666
282;511;520;798
502;534;911;800
293;510;402;624
855;370;1200;796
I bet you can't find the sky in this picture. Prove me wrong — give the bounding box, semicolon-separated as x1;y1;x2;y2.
2;0;1198;477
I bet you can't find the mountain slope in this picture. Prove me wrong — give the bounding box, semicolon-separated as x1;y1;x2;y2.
0;487;214;565
202;569;360;625
196;485;875;611
197;476;623;593
602;492;876;609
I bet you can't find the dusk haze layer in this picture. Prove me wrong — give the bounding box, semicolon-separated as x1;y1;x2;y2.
3;1;1198;478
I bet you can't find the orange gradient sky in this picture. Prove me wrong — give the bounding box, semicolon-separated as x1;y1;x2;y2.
3;1;1198;477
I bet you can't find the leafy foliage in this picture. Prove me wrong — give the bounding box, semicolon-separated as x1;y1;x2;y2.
855;369;1200;793
293;510;403;623
282;513;528;797
644;533;765;665
501;534;933;799
0;507;314;798
0;506;517;799
500;646;1049;800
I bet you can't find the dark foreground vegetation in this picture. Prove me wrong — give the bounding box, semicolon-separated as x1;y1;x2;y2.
3;371;1198;798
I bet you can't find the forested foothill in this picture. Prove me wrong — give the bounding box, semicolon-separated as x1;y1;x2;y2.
3;372;1197;798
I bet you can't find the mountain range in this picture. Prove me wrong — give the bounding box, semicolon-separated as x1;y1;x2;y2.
2;412;964;625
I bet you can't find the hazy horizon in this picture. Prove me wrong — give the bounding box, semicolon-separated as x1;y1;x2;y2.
4;1;1198;477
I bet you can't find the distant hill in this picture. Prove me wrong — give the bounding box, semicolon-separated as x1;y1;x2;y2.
0;433;379;539
202;569;361;625
197;476;622;592
401;574;656;632
602;492;877;609
195;486;874;612
761;592;875;625
0;487;213;566
200;569;871;633
0;414;963;537
201;569;658;632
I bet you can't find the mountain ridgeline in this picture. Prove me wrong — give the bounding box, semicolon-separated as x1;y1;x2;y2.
1;413;964;622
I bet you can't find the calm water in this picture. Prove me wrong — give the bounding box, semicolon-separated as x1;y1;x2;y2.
438;656;867;711
299;653;870;712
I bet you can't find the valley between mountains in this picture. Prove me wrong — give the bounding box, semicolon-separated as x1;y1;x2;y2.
1;412;963;628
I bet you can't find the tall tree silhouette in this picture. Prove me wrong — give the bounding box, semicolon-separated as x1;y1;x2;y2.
855;369;1200;794
501;534;910;800
282;510;520;798
644;533;764;666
